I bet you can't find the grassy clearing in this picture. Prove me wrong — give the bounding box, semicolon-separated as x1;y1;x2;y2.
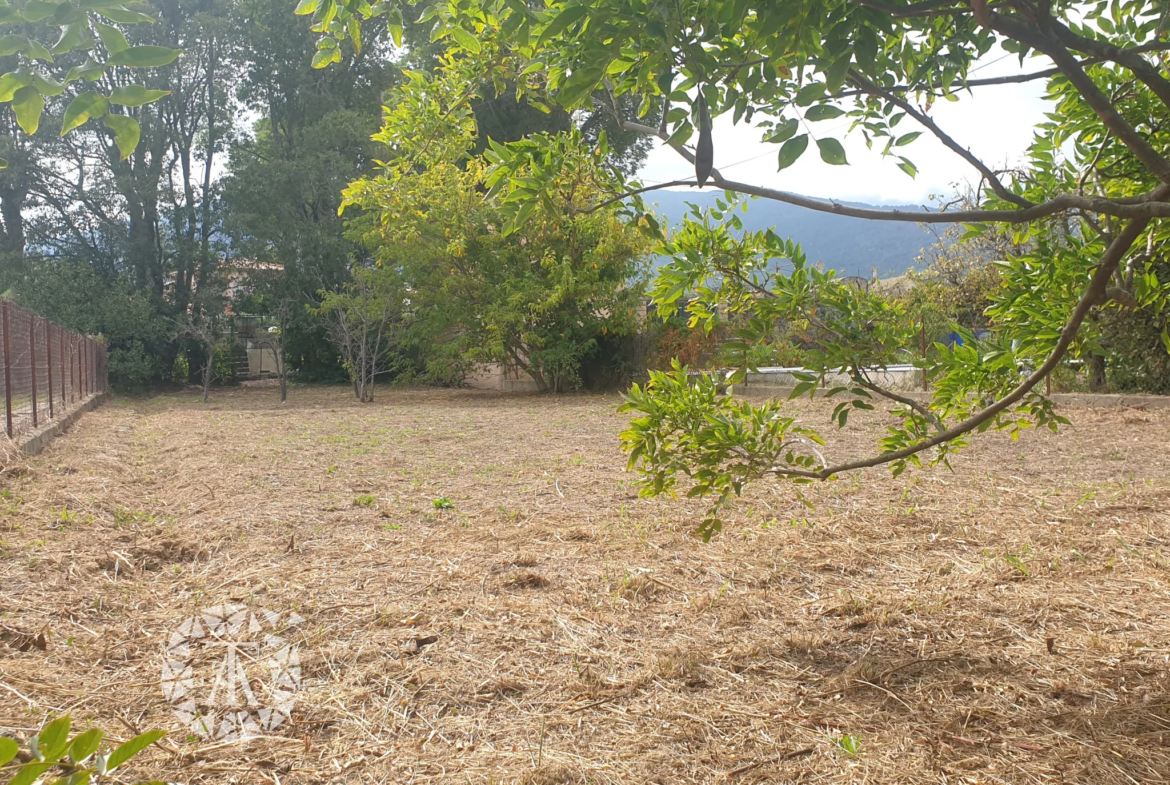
1;385;1169;783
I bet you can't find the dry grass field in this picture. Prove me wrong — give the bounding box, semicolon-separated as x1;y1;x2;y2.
2;384;1170;784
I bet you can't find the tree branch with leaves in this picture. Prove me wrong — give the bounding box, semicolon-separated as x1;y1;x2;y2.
0;0;182;166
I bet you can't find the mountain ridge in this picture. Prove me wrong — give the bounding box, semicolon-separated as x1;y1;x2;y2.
644;189;938;279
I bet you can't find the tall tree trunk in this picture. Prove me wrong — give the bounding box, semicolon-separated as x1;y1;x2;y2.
188;344;206;385
114;109;166;293
199;39;218;284
1088;354;1107;392
202;353;213;402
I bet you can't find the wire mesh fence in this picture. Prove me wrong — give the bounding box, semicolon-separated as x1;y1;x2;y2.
0;300;107;441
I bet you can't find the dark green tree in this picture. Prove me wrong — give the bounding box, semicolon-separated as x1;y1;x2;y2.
222;0;397;380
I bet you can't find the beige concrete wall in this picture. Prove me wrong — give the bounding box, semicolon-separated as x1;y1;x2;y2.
247;346;279;377
465;363;539;392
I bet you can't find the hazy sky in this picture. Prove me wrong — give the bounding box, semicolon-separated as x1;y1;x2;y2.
637;51;1052;206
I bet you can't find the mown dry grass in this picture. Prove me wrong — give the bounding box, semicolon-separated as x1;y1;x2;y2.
1;384;1169;784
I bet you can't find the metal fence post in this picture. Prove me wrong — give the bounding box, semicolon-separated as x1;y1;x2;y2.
58;325;64;410
920;316;928;392
2;302;11;439
45;321;53;420
29;315;37;428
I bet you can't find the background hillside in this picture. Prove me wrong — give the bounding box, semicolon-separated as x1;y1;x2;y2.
645;190;939;278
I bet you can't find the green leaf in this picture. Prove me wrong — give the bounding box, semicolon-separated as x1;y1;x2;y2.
21;1;56;23
606;58;635;75
450;26;481;53
37;717;71;761
9;762;53;785
777;133;808;170
806;104;845;122
837;733;861;756
103;113;140;158
51;23;88;55
61;92;108;134
109;84;170;106
347;16;361;53
0;34;26;57
93;7;156;24
895;131;922;146
53;3;86;25
816;54;846;91
94;22;127;54
294;0;319;14
665;119;692;147
0;736;19;766
537;5;588;46
556;67;602;107
0;7;24;24
108;46;182;68
32;74;64;96
49;771;92;785
896;156;917;178
816;137;848;165
11;85;44;134
764;117;798;143
794;82;825;106
0;70;31;102
68;728;103;764
105;729;164;772
65;58;106;83
24;38;52;62
311;48;339;68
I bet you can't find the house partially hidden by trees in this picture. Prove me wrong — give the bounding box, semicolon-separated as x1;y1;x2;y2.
221;259;284;382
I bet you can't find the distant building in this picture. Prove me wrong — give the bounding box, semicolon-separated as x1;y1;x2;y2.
222;259;283;379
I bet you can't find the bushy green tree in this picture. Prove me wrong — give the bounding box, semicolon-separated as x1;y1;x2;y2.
14;259;172;391
903;191;1024;331
344;140;651;392
315;266;405;401
224;0;397;381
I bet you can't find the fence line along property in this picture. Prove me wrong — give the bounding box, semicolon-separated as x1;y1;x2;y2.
0;300;108;442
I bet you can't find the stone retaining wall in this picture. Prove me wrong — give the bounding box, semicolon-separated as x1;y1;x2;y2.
19;391;110;455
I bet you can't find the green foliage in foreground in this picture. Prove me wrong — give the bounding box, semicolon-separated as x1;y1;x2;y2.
0;716;163;785
0;0;182;163
621;362;825;540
